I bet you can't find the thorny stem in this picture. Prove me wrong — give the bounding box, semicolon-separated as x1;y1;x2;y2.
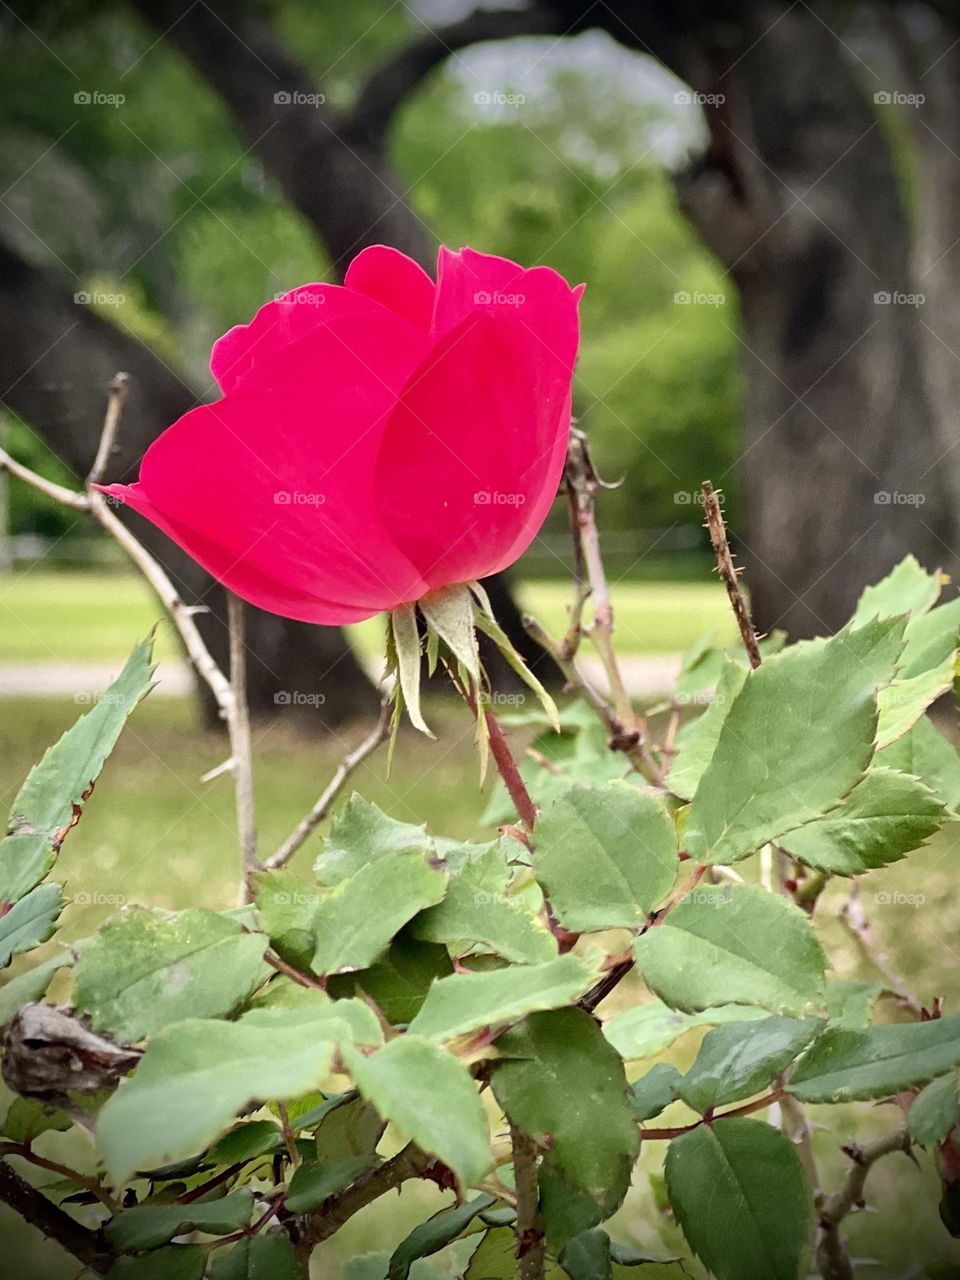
485;706;538;830
277;1104;301;1167
264;950;326;990
227;593;258;900
639;1089;785;1140
0;1143;116;1210
703;481;819;1186
510;1121;546;1280
700;480;762;669
295;1144;432;1254
815;1127;912;1280
264;698;392;870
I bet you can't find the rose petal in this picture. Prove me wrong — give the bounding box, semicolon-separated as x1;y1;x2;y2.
111;309;432;617
345;245;436;331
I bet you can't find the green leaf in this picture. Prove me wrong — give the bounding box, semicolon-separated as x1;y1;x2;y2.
74;908;270;1041
312;1092;384;1164
788;1014;960;1102
208;1121;283;1165
533;784;678;930
492;1008;639;1249
628;1063;682;1121
470;583;560;732
685;619;906;864
632;885;826;1015
311;854;447;975
328;932;453;1024
0;882;64;967
412;845;555;965
877;661;955;749
667;660;748;802
0;637;154;906
560;1230;684;1279
97;1004;368;1183
877;715;960;811
208;1235;304;1280
285;1155;377;1213
909;1073;959;1148
2;1096;72;1143
106;1189;253;1251
664;1118;813;1280
341;1036;491;1186
408;953;601;1043
420;584;481;683
388;1194;496;1280
253;871;318;970
851;556;942;626
392;603;433;737
0;949;71;1026
778;768;946;875
825;979;884;1029
315;796;434;886
677;1017;821;1114
603;1001;767;1061
107;1245;207;1280
466;1228;567;1280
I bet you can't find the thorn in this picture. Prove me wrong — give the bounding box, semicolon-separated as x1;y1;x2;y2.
201;757;236;783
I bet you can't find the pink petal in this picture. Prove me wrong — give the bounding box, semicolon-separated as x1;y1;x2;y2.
345;245;436;331
111;309;433;619
374;287;579;588
210;283;387;395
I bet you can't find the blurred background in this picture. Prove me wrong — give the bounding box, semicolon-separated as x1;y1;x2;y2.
5;3;960;1272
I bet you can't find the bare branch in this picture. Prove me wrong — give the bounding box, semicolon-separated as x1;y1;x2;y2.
263;698;391;871
815;1127;912;1280
0;446;90;511
227;593;258;899
346;6;562;149
839;881;924;1016
0;1160;112;1275
86;372;129;486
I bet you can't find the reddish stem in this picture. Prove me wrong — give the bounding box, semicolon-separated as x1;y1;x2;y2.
640;1089;784;1141
484;708;538;830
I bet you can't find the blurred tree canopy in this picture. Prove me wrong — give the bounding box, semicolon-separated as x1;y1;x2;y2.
0;0;739;544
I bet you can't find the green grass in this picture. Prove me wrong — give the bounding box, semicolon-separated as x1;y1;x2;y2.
0;569;735;665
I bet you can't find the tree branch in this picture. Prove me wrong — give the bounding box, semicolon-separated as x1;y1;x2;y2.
345;6;562;149
701;481;761;669
815;1127;912;1280
0;1160;112;1276
227;593;258;900
510;1121;545;1280
263;698;391;871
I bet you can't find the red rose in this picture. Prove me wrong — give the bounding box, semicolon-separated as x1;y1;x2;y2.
102;245;582;624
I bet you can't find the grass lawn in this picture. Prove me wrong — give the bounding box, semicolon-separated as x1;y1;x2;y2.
0;595;958;1275
0;569;737;666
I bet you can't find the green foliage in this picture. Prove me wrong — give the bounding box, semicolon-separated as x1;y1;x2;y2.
4;560;960;1278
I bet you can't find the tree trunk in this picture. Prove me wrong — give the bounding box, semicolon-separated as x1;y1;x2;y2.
549;0;957;636
0;239;376;725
